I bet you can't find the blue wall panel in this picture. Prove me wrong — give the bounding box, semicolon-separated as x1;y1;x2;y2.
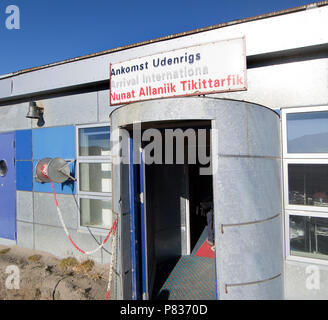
16;161;33;191
32;126;76;194
16;130;32;160
32;126;75;161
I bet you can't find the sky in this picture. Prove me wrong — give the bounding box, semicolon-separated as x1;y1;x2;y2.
0;0;319;76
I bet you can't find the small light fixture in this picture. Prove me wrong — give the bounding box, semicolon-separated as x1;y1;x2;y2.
26;101;44;120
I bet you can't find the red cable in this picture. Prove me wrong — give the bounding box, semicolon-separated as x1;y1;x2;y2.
50;181;117;300
106;290;110;300
51;181;116;254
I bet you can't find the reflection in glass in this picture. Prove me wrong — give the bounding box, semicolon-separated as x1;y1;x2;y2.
0;160;8;177
79;126;110;157
80;198;112;229
79;163;112;193
290;215;328;260
288;164;328;207
287;112;328;153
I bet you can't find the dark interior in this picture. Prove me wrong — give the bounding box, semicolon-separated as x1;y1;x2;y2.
134;121;214;299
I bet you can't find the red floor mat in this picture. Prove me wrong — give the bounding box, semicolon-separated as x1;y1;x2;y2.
195;241;215;259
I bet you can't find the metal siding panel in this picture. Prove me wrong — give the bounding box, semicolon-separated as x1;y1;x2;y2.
32;93;98;129
16;221;34;249
32;126;76;160
16;161;33;191
0;103;31;133
16;191;33;223
214;58;328;109
33;192;78;229
0;78;12;99
15;130;32;160
34;224;102;263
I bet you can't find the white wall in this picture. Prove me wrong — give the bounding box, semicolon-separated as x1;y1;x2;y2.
212;58;328;109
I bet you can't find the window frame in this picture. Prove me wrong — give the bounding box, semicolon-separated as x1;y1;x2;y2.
77;159;112;198
78;194;113;235
283;159;328;214
282;105;328;265
77;122;112;162
76;123;112;236
285;210;328;266
282;105;328;159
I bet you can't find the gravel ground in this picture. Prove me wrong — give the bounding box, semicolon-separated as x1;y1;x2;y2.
0;245;113;300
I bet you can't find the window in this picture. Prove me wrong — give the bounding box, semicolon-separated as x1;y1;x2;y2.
289;215;328;261
283;106;328;264
288;164;328;208
287;111;328;154
79;162;112;194
80;197;112;229
77;124;112;232
79;126;111;157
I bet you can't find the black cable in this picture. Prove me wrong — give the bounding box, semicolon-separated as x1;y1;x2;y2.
70;188;112;256
52;275;71;300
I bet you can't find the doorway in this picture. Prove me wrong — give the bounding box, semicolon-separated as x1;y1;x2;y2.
0;132;16;241
130;121;216;300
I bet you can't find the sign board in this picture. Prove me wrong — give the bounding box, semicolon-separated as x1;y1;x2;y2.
110;37;247;106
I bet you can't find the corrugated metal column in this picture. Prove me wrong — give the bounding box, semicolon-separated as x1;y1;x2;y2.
111;97;283;300
213;103;283;300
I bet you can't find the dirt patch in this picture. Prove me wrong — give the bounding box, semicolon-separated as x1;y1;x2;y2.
0;245;113;300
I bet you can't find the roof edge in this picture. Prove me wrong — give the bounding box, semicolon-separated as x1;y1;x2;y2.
1;0;328;79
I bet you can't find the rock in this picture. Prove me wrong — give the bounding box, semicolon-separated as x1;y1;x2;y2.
45;265;53;273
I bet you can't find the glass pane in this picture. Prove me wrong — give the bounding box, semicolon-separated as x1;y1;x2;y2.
79;163;112;193
80;198;112;229
287;112;328;153
288;164;328;208
79;126;110;157
290;215;328;260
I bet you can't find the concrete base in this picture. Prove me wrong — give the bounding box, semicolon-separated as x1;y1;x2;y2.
0;238;17;246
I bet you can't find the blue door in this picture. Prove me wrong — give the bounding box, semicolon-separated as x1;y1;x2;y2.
129;140;157;300
139;147;149;300
0;132;16;240
139;147;157;300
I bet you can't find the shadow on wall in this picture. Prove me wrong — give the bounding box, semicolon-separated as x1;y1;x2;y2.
60;162;76;193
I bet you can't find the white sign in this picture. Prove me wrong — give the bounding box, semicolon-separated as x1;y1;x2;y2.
110;37;247;106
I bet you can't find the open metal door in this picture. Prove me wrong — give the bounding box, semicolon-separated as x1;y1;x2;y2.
0;132;16;241
139;147;157;300
139;147;148;299
129;136;140;300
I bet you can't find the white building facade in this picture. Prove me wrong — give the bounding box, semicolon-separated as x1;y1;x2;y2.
0;2;328;300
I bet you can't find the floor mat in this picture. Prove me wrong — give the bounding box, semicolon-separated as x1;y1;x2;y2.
191;226;208;255
155;255;216;300
195;241;215;259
